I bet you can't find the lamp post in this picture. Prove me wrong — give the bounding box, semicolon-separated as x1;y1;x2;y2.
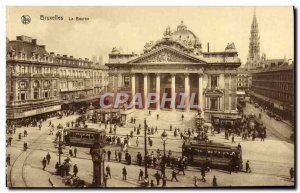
57;124;63;164
144;118;148;176
161;130;168;157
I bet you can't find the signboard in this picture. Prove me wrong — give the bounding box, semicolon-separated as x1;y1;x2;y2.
11;105;61;118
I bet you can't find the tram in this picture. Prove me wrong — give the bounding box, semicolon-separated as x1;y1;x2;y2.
182;140;243;171
64;126;106;147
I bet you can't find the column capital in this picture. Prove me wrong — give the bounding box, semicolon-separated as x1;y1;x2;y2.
143;73;148;77
170;73;176;78
155;73;161;77
184;73;189;77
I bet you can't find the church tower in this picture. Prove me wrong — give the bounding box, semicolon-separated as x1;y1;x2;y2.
246;10;261;70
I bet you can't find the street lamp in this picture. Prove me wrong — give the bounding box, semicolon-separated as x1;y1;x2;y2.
144;118;148;176
57;124;63;164
161;130;168;157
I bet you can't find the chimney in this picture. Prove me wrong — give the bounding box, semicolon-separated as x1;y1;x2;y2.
16;36;22;41
85;58;89;61
70;56;73;59
63;55;67;58
40;45;46;49
32;39;37;45
57;54;60;57
207;42;210;53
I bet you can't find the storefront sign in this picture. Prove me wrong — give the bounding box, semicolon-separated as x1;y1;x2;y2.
12;105;61;118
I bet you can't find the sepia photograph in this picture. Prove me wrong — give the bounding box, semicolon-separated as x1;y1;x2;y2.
5;6;295;188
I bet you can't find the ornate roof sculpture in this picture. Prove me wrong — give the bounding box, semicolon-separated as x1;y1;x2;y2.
108;21;241;65
143;21;202;56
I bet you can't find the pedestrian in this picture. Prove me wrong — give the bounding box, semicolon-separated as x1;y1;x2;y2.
73;164;78;177
8;137;12;146
150;180;154;187
122;167;127;181
201;166;206;182
177;163;185;175
212;175;218;187
181;114;184;121
232;135;235;143
69;148;73;157
74;147;77;157
154;171;161;185
162;175;167;187
170;124;172;131
24;130;27;137
106;165;111;179
46;152;51;164
171;169;178;182
157;114;159;120
246;160;251;173
6;154;10;166
115;150;118;161
42;157;47;170
18;133;22;140
136;137;139;147
107;150;111;161
103;173;108;187
139;169;144;181
55;162;59;174
290;167;294;179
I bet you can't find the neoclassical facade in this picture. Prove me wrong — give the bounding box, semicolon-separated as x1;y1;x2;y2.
106;21;241;119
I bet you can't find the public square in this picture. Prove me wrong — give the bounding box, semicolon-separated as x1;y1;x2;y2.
6;102;294;187
6;6;294;188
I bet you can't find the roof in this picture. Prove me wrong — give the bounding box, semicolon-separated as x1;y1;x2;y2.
7;40;50;58
252;63;294;73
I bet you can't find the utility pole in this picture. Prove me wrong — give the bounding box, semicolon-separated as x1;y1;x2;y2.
58;131;61;164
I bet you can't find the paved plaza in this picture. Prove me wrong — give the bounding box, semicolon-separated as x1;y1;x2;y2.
6;101;294;188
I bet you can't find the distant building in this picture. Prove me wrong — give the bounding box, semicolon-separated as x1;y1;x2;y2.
245;11;261;70
250;60;294;122
237;68;250;94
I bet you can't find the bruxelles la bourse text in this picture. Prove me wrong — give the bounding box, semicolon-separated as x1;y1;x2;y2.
40;15;89;21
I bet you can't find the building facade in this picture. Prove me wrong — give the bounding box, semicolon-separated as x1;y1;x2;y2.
106;21;241;120
6;36;109;120
237;68;250;94
246;11;261;70
250;61;294;122
6;36;61;120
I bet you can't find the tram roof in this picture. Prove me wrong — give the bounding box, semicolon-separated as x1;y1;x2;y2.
66;126;105;133
185;141;240;152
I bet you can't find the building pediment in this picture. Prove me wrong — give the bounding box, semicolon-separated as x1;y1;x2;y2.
128;46;206;64
205;88;224;96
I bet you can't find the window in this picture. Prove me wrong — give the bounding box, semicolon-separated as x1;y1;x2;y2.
20;93;26;100
211;76;218;88
210;98;218;110
34;91;39;99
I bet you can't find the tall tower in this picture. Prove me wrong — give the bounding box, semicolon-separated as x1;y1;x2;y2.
246;10;260;70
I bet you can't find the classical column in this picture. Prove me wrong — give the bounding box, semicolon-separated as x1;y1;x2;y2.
155;73;161;111
131;74;136;109
171;73;176;111
184;73;190;111
143;73;148;109
198;73;203;112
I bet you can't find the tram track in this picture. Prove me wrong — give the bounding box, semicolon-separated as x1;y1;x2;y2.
8;130;51;188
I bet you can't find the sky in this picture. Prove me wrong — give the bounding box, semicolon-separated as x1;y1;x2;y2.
6;6;294;66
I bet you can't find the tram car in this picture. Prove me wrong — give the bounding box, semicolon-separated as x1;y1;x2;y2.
64;126;106;147
182;140;243;171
